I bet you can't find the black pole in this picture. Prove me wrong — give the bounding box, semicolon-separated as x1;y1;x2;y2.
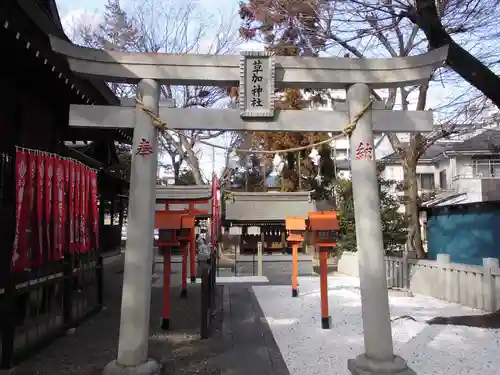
200;267;209;339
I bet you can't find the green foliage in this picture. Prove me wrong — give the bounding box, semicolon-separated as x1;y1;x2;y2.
335;164;407;253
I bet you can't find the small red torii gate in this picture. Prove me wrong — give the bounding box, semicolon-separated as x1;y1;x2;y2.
154;174;220;330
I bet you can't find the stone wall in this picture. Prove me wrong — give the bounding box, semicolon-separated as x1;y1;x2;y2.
337;251;500;312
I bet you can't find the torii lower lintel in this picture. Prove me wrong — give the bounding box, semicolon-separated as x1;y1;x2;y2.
69;106;434;133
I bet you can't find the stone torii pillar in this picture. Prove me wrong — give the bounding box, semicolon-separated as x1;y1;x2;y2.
347;84;415;375
104;79;161;375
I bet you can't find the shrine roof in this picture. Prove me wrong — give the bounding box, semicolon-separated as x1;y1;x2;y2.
17;0;118;106
156;185;212;200
224;191;319;221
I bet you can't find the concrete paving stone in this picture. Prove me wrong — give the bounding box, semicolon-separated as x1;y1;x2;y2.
12;255;291;375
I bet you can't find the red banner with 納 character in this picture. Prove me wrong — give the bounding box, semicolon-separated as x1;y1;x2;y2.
26;151;36;266
12;149;30;272
81;166;89;252
53;157;64;260
33;153;45;266
63;158;69;253
68;159;76;253
89;170;99;249
45;154;54;260
74;163;81;252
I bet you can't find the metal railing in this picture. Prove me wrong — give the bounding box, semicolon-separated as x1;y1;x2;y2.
454;160;500;179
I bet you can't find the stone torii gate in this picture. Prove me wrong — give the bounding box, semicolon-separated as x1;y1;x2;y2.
49;36;447;375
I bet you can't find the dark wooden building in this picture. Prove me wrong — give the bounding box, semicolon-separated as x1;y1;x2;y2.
0;0;129;367
223;191;318;253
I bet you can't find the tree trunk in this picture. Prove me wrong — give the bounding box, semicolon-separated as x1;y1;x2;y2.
173;162;181;185
402;158;425;258
179;135;204;185
404;0;500;108
187;155;204;185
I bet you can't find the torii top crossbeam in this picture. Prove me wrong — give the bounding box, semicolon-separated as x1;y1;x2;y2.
50;36;448;134
49;36;447;90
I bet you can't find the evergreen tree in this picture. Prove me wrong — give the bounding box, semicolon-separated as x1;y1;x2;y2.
335;164;407;253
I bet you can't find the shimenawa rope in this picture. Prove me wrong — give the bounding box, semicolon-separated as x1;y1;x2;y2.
135;97;374;155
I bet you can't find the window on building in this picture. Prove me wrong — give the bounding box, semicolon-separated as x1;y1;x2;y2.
439;170;447;189
472;158;500;177
332;148;349;160
417;173;435;190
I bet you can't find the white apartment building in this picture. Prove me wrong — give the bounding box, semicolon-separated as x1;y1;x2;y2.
381;128;500;206
306;89;405;179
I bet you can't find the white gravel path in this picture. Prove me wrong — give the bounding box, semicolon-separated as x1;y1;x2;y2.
253;275;500;375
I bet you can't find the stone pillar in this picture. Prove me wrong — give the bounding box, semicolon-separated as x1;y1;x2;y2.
483;258;499;312
103;79;161;375
257;241;263;277
436;254;450;264
347;83;415;375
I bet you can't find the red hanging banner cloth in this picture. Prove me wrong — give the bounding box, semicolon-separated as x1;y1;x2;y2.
12;149;30;272
74;163;82;252
80;166;89;252
63;159;69;254
26;151;37;266
33;153;45;266
52;157;64;260
68;159;76;254
89;170;99;250
45;154;54;260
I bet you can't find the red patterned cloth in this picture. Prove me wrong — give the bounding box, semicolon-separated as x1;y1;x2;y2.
12;149;30;272
68;159;76;253
13;148;100;269
34;153;45;266
75;163;81;252
90;170;99;249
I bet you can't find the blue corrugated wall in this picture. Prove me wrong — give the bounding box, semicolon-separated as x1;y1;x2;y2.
427;209;500;265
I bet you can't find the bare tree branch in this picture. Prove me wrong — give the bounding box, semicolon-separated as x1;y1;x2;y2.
70;0;241;184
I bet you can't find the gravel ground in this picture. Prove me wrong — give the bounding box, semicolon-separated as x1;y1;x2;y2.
253;275;500;375
13;255;224;375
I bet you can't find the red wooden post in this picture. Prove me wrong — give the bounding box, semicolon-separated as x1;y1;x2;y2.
292;243;299;297
319;247;330;329
308;212;340;329
285;216;306;298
